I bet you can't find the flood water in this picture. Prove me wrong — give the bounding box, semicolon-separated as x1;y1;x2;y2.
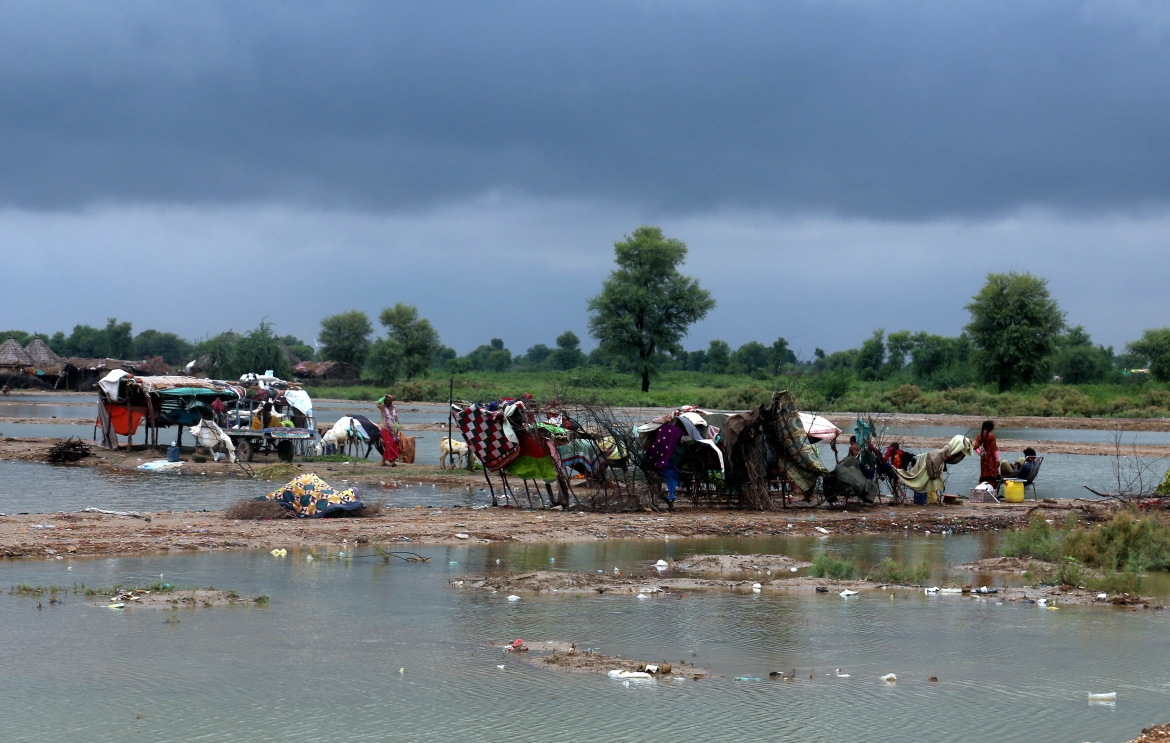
1;539;1167;743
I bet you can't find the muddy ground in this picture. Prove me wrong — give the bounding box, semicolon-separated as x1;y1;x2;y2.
491;640;708;678
0;496;1097;559
1130;725;1170;743
454;568;1166;608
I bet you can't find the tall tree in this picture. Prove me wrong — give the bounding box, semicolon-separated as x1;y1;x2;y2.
377;303;442;380
854;329;886;380
134;329;193;365
965;272;1065;391
587;226;715;392
104;318;134;359
318;310;372;367
704;339;731;373
768;337;797;374
1128;328;1170;382
234;320;290;378
548;330;586;370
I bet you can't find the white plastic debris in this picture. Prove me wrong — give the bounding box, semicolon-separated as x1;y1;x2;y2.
1087;691;1116;702
814;526;830;534
608;670;652;679
655;559;669;569
789;566;798;572
839;589;858;597
1097;593;1108;600
835;668;850;677
924;586;940;594
507;595;521;601
455;533;470;540
880;673;897;683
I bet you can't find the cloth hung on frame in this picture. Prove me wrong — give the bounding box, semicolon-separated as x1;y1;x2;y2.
646;424;684;470
452;404;521;471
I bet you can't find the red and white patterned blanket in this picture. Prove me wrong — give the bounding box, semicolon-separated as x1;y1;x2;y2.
452;404;521;471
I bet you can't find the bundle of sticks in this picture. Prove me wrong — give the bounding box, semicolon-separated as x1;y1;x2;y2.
45;437;92;463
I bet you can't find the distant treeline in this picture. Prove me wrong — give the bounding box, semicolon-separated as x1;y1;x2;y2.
6;227;1170;396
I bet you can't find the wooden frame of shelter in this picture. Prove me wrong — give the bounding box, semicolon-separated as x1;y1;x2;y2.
95;373;245;451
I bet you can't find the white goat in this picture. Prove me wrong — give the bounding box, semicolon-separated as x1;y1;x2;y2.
440;436;472;470
316;416;364;457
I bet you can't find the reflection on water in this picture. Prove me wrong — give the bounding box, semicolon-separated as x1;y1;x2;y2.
0;544;1166;743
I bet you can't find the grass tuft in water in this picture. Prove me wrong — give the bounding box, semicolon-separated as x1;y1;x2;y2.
10;583;66;596
866;558;931;585
253;595;270;605
1002;513;1059;561
809;553;857;580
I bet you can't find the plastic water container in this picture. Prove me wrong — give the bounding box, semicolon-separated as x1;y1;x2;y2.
1003;478;1025;502
167;444;181;463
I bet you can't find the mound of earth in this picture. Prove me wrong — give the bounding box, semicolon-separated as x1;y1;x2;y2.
676;553;811;576
954;557;1056;573
496;640;707;678
454;571;714;594
1129;724;1170;743
91;588;266;609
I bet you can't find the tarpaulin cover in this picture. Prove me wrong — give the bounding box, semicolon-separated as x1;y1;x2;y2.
800;413;841;441
284;389;313;417
263;474;364;518
103;403;144;436
453;404;520;471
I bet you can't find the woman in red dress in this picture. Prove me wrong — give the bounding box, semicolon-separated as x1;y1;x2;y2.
972;420;999;485
378;395;400;466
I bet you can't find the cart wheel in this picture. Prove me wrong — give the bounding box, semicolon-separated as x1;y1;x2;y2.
238;439;255;462
276;440;294;463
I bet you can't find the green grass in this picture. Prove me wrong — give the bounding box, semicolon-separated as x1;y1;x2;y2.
306;371;1170;418
1002;513;1060;562
9;583;66;596
809;553;857;580
866;558;931;585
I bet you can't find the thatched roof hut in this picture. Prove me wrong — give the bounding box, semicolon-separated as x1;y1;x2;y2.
24;337;62;368
0;338;34;369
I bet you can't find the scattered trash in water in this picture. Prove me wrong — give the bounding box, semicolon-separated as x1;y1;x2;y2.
398;668;404;675
549;557;555;563
496;664;505;669
814;526;830;534
839;589;858;597
270;548;287;557
1097;593;1108;600
455;533;469;540
880;673;897;684
449;561;458;565
835;668;850;677
608;670;652;679
655;559;668;569
815;586;828;593
1087;691;1116;703
928;676;938;682
507;595;520;601
734;677;762;682
789;567;798;572
107;603;125;609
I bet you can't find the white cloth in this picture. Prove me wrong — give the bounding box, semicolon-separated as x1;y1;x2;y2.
98;369;130;402
284;390;313;417
187;419;237;463
799;412;842;441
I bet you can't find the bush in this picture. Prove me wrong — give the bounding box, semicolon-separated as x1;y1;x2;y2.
809;553;857;580
867;557;931;585
1060;511;1170;572
224;499;293;520
1001;513;1058;561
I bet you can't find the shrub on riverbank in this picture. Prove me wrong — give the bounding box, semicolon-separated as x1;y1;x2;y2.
866;557;931;585
809;553;857;580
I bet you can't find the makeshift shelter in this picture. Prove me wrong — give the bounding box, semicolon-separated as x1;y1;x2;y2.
292;360;362;384
0;338;34;371
24;338;62;369
895;435;974;499
96;371;245;449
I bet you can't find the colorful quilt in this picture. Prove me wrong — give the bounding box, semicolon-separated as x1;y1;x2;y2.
764;391;828;494
264;474;364;518
453;404;521;471
558;438;604;474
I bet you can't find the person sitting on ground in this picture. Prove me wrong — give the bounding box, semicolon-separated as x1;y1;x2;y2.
847;435;860;458
1;384;9;396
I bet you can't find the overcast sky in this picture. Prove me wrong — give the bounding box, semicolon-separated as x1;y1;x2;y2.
3;1;1169;357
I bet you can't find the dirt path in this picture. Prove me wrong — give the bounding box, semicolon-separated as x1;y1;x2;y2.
0;498;1093;559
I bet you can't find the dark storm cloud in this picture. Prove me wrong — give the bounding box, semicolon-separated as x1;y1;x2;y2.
3;1;1170;217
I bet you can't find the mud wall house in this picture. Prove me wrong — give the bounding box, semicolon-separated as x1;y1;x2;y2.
0;337;44;388
292;360;362;385
59;358;145;391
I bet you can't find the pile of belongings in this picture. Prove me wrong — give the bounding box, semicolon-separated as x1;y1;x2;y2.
262;473;364;518
453;400;563;483
719;392;829;497
636;406;726;500
896;435;974;500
